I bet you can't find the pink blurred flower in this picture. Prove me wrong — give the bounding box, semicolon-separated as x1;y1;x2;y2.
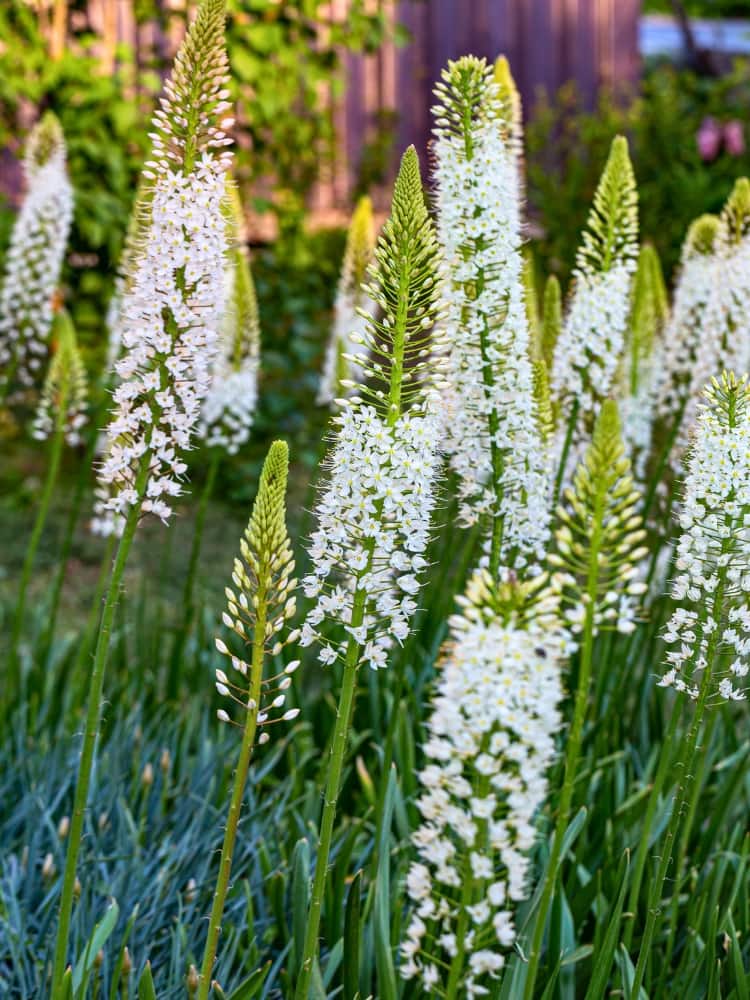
697;116;722;162
724;120;745;157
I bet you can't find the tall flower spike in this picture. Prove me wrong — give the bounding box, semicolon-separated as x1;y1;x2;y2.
493;55;524;202
656;214;719;431
199;184;261;455
97;0;233;528
33;309;88;446
660;373;750;702
294;146;443;1000
673;179;750;468
318;194;376;405
435;56;550;574
401;571;567;996
619;244;669;481
0;112;73;399
551;136;638;486
200;441;297;999
213;440;297;730
550;399;648;636
301;146;443;670
523;399;647;995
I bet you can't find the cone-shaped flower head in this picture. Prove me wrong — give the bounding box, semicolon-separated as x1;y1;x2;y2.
199;184;261;455
660;373;750;702
97;0;233;527
657;213;719;432
493;55;524;199
550;399;648;635
434;56;550;573
32;309;88;446
672;180;750;468
401;571;567;993
215;440;299;730
551;136;638;480
300;147;443;671
619;244;669;480
318;195;376;405
0;112;73;397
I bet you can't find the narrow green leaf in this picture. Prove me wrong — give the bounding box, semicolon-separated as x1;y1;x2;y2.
73;898;120;996
137;961;157;1000
343;870;362;1000
585;851;630;1000
60;968;74;1000
291;838;311;975
225;963;271;1000
374;769;398;1000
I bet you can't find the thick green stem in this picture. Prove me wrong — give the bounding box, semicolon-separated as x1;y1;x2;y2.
197;578;266;999
524;489;604;999
622;703;682;949
167;451;220;699
50;457;149;996
294;601;364;1000
8;420;67;705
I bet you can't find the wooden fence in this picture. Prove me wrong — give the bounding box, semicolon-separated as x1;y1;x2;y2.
316;0;641;220
17;0;641;225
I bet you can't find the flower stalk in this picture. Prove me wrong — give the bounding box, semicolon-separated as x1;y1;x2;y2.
198;440;296;998
524;400;646;997
294;144;442;999
50;0;232;983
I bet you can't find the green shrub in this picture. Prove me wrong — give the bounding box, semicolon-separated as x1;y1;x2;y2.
527;60;750;282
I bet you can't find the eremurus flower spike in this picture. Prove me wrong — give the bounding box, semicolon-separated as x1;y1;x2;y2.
0;111;73;401
434;56;550;575
318;194;376;405
51;3;233;991
199;182;261;455
294;145;443;999
33;309;88;447
524;400;646;998
96;0;233;529
402;571;567;996
199;440;296;998
551;135;638;491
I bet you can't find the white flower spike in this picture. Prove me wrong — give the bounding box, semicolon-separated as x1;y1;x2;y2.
0;112;73;399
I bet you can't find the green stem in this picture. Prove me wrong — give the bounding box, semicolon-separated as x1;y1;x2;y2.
629;568;727;999
552;400;580;509
628;703;705;998
294;606;364;1000
622;702;683;949
524;485;604;999
8;420;67;706
659;709;718;973
68;534;117;715
197;576;266;999
50;456;149;996
167;451;220;699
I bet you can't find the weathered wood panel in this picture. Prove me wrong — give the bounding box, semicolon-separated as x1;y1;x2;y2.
317;0;640;220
